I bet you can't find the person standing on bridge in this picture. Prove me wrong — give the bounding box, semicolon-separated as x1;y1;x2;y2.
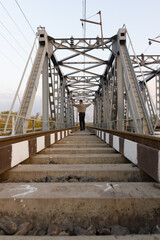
68;100;94;131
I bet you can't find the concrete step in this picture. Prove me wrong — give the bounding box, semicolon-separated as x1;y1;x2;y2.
67;135;98;138
65;136;100;140
57;140;104;144
51;143;107;148
0;182;159;230
25;153;128;164
42;148;115;154
59;139;103;143
0;164;152;182
0;235;159;239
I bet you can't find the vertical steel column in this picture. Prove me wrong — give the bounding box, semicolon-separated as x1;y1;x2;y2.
67;91;74;127
42;55;49;131
97;93;101;127
106;77;111;129
100;92;103;128
156;75;160;117
102;79;107;128
94;92;98;127
117;54;124;130
60;79;66;128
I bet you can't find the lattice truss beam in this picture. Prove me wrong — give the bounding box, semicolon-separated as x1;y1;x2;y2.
48;35;114;102
130;54;160;80
93;29;160;134
11;27;160;134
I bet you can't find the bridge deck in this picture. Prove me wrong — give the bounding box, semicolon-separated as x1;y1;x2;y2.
0;129;159;238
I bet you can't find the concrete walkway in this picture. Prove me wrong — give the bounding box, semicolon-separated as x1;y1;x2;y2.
0;129;158;238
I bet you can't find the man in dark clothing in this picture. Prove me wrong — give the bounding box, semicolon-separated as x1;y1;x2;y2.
68;100;94;130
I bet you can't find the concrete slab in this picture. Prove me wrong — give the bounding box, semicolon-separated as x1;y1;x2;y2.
60;135;102;141
57;140;104;144
42;148;115;154
51;143;108;148
0;235;159;240
25;153;128;164
0;182;159;228
59;139;104;143
72;136;98;138
0;164;152;182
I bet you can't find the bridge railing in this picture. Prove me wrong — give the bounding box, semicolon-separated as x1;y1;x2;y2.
93;118;144;133
88;126;160;182
0;113;73;136
124;26;159;129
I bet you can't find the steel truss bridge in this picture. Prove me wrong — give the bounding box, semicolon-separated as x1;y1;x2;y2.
4;27;160;135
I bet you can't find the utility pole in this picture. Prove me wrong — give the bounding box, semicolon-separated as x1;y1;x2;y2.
82;0;86;98
82;0;86;40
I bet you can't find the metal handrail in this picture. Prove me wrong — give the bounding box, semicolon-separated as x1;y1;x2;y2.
4;36;38;133
0;113;73;136
123;25;159;129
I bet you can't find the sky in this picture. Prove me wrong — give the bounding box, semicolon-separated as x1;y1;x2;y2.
0;0;160;121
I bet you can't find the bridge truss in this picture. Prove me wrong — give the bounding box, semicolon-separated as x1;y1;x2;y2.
5;27;160;135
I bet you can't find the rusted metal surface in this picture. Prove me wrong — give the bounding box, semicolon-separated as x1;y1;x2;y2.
109;134;113;147
29;138;37;157
137;144;159;180
90;127;160;150
0;127;77;147
45;134;51;148
55;132;57;142
0;145;11;174
119;137;124;155
0;128;78;176
94;127;160;182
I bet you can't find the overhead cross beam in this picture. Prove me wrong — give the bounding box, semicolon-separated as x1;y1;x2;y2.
9;27;159;135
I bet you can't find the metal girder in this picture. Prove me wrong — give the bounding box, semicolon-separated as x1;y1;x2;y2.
8;26;159;135
130;54;160;81
15;42;47;134
62;64;101;77
52;42;106;62
42;55;49;131
118;42;153;134
48;36;112;50
64;62;105;77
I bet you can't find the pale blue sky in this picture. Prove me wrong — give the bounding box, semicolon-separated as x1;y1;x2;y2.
0;0;160;117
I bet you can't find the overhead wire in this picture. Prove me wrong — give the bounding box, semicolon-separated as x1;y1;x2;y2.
0;50;21;70
14;0;36;36
0;31;26;61
14;0;37;51
0;0;31;47
0;19;29;55
142;45;150;54
86;12;99;20
153;33;160;39
142;32;160;54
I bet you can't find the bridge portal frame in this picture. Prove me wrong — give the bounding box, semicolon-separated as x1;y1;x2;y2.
4;26;160;135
